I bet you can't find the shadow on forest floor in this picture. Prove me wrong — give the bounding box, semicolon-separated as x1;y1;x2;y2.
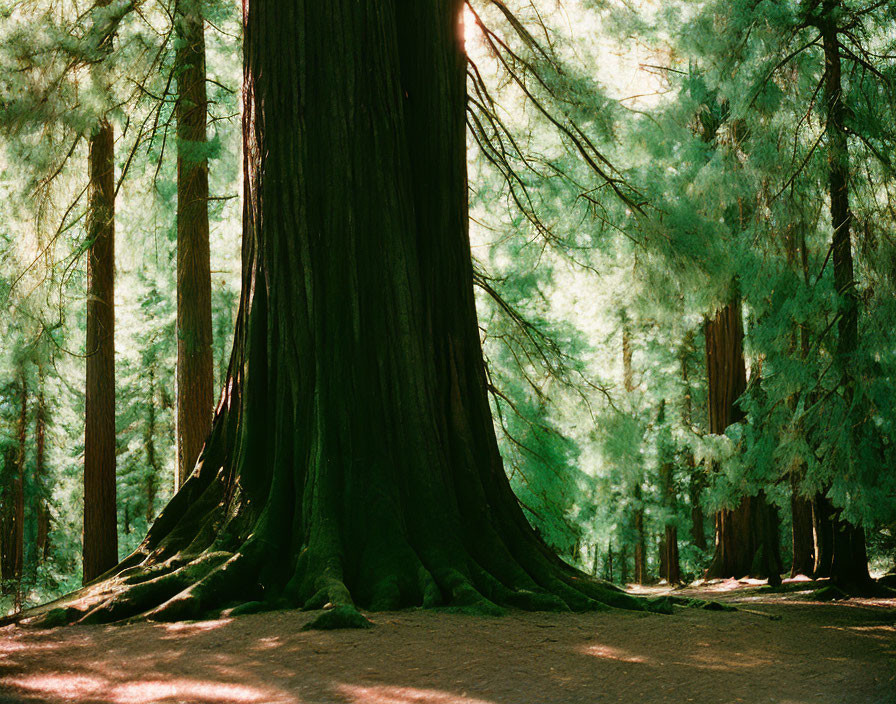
0;581;893;704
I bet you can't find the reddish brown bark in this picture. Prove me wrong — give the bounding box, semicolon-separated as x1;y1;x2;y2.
703;301;781;584
813;493;835;578
680;345;706;551
0;370;27;597
35;366;50;562
790;480;815;578
175;0;214;487
819;0;871;590
83;117;118;584
659;460;681;585
144;367;160;523
622;321;647;584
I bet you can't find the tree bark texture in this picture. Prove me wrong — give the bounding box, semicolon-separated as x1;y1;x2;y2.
0;369;27;595
703;301;782;583
820;0;871;590
813;493;835;578
35;366;51;562
680;345;706;551
790;477;816;577
175;0;214;488
622;320;647;584
45;0;653;625
83;118;118;584
659;460;681;585
144;367;160;523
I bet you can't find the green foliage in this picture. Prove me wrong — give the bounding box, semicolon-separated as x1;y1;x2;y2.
0;0;894;613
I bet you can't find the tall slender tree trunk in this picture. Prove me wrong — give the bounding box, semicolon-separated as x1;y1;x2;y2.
659;460;681;584
34;365;50;562
785;228;815;577
820;0;871;590
40;0;651;626
703;300;782;584
83;117;118;584
813;493;835;578
680;347;707;551
790;475;815;577
688;458;707;549
622;320;647;584
144;367;160;523
632;483;647;584
175;0;214;488
1;367;27;602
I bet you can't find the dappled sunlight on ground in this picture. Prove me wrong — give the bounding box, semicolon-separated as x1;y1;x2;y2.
5;673;297;703
161;618;233;634
580;643;648;664
338;684;495;704
0;588;893;704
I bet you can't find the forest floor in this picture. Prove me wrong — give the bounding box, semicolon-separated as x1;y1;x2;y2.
0;578;893;704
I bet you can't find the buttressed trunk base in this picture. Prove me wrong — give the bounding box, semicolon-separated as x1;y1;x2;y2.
31;0;659;627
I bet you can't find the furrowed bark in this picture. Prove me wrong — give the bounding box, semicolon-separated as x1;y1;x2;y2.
0;367;27;599
704;301;781;584
175;0;214;488
83;116;118;585
25;0;653;626
35;365;51;562
820;0;871;590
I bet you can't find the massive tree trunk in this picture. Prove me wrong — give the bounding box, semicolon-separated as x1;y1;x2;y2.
37;0;650;626
820;0;871;590
83;117;118;584
175;0;214;488
703;301;782;584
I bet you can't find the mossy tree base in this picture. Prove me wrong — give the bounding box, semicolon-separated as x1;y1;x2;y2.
7;1;676;630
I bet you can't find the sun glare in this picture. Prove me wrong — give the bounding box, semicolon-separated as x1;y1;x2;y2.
462;5;481;53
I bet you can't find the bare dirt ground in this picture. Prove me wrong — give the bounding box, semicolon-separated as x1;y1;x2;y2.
0;579;894;704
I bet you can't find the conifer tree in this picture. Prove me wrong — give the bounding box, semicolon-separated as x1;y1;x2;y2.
19;0;660;626
174;0;214;488
82;0;118;584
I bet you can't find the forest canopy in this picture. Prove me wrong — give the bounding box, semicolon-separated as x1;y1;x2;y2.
0;0;894;623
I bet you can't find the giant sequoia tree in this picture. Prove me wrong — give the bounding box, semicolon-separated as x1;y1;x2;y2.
23;0;652;626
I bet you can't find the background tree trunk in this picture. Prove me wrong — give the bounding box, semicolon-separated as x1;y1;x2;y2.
144;367;160;523
813;494;835;578
820;0;871;590
175;0;214;488
83;117;118;584
703;301;781;584
34;365;50;562
680;347;706;551
622;320;647;584
659;459;681;584
790;477;815;577
0;369;28;600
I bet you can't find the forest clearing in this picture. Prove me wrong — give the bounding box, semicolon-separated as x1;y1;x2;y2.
2;0;896;701
1;580;894;704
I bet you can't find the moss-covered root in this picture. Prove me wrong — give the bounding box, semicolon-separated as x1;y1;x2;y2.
302;605;373;631
668;597;737;612
19;606;86;629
